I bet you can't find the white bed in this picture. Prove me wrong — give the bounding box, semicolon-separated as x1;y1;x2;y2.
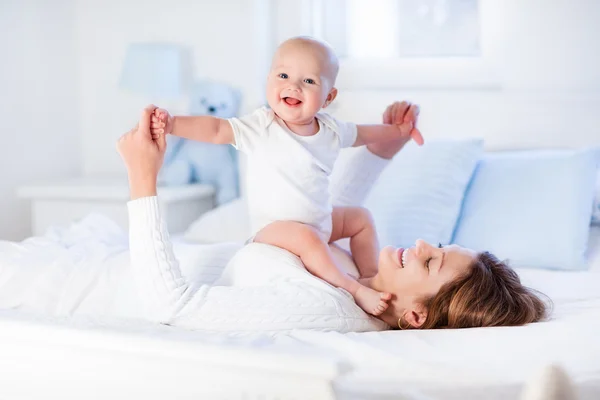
1;214;599;400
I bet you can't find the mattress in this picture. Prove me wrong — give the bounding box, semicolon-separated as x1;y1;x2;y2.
0;218;599;399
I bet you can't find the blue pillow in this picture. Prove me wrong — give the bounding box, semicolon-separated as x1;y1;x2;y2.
453;148;598;270
364;139;483;249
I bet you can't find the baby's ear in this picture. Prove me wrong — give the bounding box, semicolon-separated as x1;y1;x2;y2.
323;87;338;108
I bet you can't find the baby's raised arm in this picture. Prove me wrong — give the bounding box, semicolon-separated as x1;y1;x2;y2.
353;102;423;147
151;108;234;145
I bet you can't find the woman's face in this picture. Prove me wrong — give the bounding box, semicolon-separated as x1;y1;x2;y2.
372;239;476;328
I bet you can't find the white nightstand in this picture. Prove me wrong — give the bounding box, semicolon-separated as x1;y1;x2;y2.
17;178;216;236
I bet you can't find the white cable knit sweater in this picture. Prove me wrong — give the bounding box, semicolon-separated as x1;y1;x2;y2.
127;147;391;333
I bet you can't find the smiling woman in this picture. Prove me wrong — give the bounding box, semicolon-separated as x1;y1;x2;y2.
364;241;549;329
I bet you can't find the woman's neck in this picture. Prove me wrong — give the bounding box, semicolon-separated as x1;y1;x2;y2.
360;275;401;328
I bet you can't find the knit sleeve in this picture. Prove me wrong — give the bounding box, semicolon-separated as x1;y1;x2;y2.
330;147;390;207
127;196;194;324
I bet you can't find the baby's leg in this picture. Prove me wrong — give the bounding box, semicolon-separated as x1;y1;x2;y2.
330;206;379;279
254;221;391;316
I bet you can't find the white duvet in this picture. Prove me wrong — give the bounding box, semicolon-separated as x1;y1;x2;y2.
1;216;600;399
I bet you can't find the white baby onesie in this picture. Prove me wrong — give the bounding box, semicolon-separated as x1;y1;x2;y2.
229;107;357;240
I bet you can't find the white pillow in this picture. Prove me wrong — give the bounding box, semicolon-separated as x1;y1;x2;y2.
183;198;251;243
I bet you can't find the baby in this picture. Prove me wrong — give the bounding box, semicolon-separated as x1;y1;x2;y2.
150;37;422;316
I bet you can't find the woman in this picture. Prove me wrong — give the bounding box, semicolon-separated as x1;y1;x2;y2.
117;102;548;333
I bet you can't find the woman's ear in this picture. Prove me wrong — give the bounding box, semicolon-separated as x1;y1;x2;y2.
404;305;428;328
323;87;338;108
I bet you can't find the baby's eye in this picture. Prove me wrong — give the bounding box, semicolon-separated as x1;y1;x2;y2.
304;78;316;84
278;73;288;79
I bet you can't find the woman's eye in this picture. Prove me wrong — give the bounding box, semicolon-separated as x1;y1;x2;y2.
425;257;432;270
304;78;315;84
278;73;288;79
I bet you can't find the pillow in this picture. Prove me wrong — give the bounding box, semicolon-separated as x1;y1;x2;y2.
364;139;483;249
452;148;598;270
592;147;600;225
183;198;251;243
593;171;600;225
587;225;600;271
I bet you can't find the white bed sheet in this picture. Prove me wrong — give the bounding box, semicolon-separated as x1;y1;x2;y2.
0;218;599;399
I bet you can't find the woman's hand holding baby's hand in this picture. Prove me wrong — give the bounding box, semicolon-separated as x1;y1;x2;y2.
150;108;174;139
385;101;423;146
116;105;167;199
367;101;423;159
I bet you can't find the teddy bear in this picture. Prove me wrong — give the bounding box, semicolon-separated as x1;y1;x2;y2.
158;81;241;205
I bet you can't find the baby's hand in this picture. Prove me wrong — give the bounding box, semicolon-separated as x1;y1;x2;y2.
151;108;174;139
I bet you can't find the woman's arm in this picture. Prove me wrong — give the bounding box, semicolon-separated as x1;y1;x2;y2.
330;147;390;207
117;106;194;323
331;101;422;206
331;101;422;207
128;196;192;323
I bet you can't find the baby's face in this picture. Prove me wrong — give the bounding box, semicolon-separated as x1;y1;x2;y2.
266;42;337;125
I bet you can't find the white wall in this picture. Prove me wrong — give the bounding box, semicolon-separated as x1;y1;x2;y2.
75;0;263;176
0;0;81;240
333;0;600;150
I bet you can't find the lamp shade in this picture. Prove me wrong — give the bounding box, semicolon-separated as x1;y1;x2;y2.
120;43;190;99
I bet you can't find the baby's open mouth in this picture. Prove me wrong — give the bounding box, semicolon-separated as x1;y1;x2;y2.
283;97;302;106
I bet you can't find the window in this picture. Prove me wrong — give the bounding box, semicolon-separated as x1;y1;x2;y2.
322;0;480;58
257;0;503;89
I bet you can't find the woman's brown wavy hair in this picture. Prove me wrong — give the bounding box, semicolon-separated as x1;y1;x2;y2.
399;251;551;329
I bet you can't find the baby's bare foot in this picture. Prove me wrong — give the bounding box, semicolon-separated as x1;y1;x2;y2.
354;286;392;316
